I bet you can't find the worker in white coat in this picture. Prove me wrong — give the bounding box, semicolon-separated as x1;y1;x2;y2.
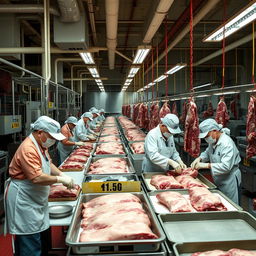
57;116;86;164
191;118;241;204
142;113;187;173
74;112;94;141
98;108;106;123
87;108;100;139
4;116;74;256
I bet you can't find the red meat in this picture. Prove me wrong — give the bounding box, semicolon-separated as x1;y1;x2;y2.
166;167;198;178
95;142;125;155
66;155;88;163
60;161;84;170
49;184;80;198
171;102;178;116
180;101;188;125
148;103;160;130
192;250;229;256
150;175;184;190
203;101;214;118
159;102;171;118
175;175;206;189
215;97;230;127
131;142;145;154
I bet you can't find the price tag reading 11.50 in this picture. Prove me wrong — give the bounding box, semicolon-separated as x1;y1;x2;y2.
82;181;141;193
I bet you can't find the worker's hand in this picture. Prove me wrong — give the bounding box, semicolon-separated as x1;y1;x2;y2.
75;141;85;146
178;159;187;169
195;162;210;170
88;135;96;140
57;175;74;189
191;157;201;169
168;159;182;174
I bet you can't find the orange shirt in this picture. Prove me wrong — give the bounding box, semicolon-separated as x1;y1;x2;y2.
61;123;73;144
9;136;51;180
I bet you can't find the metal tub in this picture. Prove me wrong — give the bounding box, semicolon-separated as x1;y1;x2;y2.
158;211;256;244
141;172;216;192
85;156;136;175
66;192;166;254
147;190;242;214
93;142;128;157
173;240;256;256
127;142;145;175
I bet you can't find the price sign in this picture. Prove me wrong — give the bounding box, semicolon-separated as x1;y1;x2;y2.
48;101;54;108
11;122;19;129
243;158;250;167
82;181;141;193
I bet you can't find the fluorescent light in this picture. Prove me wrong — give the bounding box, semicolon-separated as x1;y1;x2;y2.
166;64;186;75
193;83;212;90
147;82;155;87
204;1;256;42
154;75;167;83
214;90;240;95
137;88;144;92
88;67;99;78
95;79;102;83
128;67;140;78
196;94;211;98
246;89;256;92
79;52;94;64
133;46;151;64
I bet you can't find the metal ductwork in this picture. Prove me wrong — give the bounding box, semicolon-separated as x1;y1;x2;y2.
56;0;80;22
143;0;174;44
105;0;119;70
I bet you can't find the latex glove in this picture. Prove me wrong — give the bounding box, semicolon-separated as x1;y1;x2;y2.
195;162;210;170
56;175;74;189
87;135;96;140
75;141;84;146
178;159;187;169
191;157;201;169
168;159;182;174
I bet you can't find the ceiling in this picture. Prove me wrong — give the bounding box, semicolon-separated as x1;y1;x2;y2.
0;0;254;93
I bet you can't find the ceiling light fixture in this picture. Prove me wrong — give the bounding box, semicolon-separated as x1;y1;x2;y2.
246;89;256;92
213;90;240;95
133;45;151;64
193;83;212;90
79;52;95;64
128;67;140;78
195;94;211;98
204;1;256;42
166;63;187;75
88;67;100;78
154;74;168;83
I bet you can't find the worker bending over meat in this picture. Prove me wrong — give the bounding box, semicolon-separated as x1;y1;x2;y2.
57;116;86;164
142;113;186;173
87;108;101;139
74;112;95;142
98;108;106;123
191;118;241;204
4;116;74;256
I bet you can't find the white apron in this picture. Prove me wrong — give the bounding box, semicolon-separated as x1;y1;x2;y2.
57;126;75;164
4;134;51;235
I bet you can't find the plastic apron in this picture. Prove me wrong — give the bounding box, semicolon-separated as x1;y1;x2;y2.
142;140;176;172
4;134;51;235
210;147;241;205
57;126;75;164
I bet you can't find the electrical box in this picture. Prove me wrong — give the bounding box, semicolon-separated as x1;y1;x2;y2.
25;101;41;135
53;14;89;50
0;115;22;135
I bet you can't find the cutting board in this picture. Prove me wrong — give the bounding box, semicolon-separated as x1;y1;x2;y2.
48;187;81;202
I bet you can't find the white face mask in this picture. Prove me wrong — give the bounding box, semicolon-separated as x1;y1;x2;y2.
163;132;172;139
205;136;216;145
42;137;56;148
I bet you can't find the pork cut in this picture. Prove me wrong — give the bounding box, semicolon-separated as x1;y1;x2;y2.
131;142;145;154
192;250;229;256
71;150;90;157
189;187;227;211
49;184;80;198
148;103;160;130
79;142;93;150
99;135;121;142
95;142;125;155
159;102;171;118
156;191;194;213
166;167;198;178
136;103;149;130
228;248;256;256
125;129;146;141
101;127;119;136
215;97;230;127
132;103;140;123
66;155;88;163
175;175;206;189
150;175;183;190
60;161;84;170
184;99;200;158
246;96;256;158
171;102;178;116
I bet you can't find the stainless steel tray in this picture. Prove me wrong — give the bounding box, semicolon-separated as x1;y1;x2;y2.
158;211;256;244
100;128;120;137
147;190;242;214
173;240;256;256
93;142;128;157
142;172;216;191
66;192;166;254
84;173;139;182
49;205;73;219
85;156;135;175
98;134;122;143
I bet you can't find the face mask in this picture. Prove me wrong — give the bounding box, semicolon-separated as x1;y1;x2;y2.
163;132;172;139
42;137;56;148
205;136;216;145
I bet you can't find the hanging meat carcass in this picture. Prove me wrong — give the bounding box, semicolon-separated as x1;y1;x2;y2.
230;98;238;120
246;96;256;158
202;101;214;118
136;103;149;130
180;101;188;125
159;102;171;118
215;97;230;127
171;102;178;116
132;103;140;124
148;103;160;130
184;99;200;158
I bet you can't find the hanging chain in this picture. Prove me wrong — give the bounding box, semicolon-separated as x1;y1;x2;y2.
190;0;194;93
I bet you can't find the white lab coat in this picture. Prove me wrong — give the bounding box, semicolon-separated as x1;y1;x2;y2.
142;125;181;172
200;133;241;204
74;118;90;141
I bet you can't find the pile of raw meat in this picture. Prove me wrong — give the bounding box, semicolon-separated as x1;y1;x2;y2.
125;129;146;141
95;142;125;155
99;135;121;142
192;249;256;256
156;187;227;213
104;116;116;125
79;193;158;242
130;142;145;154
49;184;80;198
101;127;119;136
118;116;137;129
150;168;201;190
88;157;128;174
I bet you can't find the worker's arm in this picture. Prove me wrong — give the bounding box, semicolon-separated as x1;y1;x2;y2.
50;163;62;176
61;138;76;146
74;123;91;141
32;173;58;185
168;137;181;162
199;146;210;162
